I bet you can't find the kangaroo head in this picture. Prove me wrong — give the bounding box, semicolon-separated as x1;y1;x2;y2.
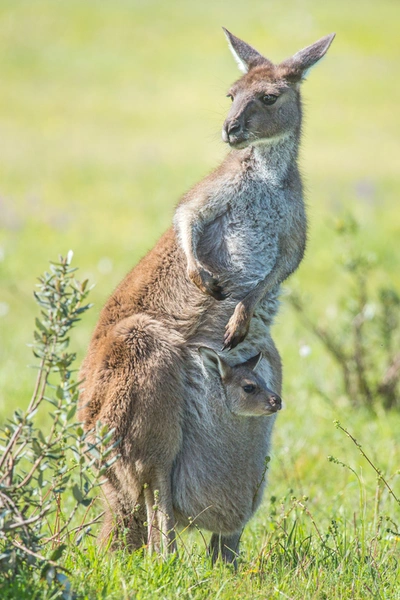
222;29;335;149
199;347;282;416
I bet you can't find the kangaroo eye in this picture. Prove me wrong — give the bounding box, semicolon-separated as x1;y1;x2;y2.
226;94;234;102
243;384;256;394
261;94;278;106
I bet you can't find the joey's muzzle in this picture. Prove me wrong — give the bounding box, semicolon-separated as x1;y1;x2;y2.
268;392;282;412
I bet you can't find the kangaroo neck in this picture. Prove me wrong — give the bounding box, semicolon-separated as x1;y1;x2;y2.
235;130;299;185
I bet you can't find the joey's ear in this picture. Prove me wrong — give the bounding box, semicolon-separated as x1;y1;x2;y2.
242;352;263;371
198;347;231;380
279;33;335;82
222;28;272;74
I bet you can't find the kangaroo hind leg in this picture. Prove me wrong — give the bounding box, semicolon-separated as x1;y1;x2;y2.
144;470;177;557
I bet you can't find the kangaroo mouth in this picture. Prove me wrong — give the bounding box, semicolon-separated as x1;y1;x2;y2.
226;131;289;150
226;133;270;150
226;135;251;149
222;127;250;149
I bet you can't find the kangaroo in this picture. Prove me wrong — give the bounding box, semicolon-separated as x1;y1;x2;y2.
79;29;334;563
84;333;282;557
174;28;335;349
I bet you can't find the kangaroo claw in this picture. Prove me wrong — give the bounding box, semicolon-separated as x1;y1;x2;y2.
189;267;228;301
222;302;251;350
222;329;245;351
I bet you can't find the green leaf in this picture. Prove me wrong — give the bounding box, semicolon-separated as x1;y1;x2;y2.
32;439;42;456
66;405;77;421
87;445;101;459
37;429;46;444
35;317;48;333
72;484;84;503
49;543;67;562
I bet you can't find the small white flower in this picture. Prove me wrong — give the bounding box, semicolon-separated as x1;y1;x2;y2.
0;302;9;317
326;304;337;319
363;303;376;320
299;344;311;357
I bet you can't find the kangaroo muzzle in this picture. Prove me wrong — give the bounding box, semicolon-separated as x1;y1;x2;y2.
222;118;244;145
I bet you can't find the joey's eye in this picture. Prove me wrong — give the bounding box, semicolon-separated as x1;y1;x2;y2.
226;94;234;102
261;94;278;106
242;384;256;394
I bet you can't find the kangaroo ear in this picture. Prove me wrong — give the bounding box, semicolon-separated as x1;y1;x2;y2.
242;352;263;371
222;28;272;74
279;33;335;82
198;347;231;380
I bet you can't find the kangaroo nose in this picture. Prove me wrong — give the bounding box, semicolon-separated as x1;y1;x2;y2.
222;120;242;143
227;121;241;136
269;393;282;411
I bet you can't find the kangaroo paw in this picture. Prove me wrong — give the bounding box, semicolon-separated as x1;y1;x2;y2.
222;302;251;350
188;267;229;301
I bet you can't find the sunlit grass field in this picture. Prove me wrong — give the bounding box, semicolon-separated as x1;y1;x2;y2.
0;1;399;597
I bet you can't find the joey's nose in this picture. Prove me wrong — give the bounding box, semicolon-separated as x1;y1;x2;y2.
269;393;282;411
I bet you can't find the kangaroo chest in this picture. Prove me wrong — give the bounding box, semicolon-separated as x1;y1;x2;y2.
198;179;292;290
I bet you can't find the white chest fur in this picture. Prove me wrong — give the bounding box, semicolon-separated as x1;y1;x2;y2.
197;172;293;293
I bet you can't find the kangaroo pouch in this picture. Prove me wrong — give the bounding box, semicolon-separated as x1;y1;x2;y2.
171;361;276;534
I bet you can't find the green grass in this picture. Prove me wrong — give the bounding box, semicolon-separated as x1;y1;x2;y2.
0;0;399;597
2;406;399;599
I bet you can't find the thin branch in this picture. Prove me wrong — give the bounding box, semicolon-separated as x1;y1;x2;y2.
63;511;104;543
352;312;373;405
335;422;400;506
0;491;33;543
377;352;400;407
11;540;71;574
27;355;47;414
296;500;325;544
0;341;55;475
4;506;51;531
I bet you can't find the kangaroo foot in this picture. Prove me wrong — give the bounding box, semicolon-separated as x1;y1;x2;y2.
209;532;240;570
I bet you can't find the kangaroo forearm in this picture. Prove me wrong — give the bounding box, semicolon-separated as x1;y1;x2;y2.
244;255;298;311
175;207;206;269
244;272;280;312
180;219;202;269
175;191;229;271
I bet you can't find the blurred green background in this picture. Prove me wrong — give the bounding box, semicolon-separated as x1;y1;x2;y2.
0;0;399;423
1;3;399;594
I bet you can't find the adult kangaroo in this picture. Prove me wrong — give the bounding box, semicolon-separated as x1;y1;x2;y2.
79;29;335;563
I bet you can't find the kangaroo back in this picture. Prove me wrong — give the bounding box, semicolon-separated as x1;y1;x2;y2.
79;313;186;553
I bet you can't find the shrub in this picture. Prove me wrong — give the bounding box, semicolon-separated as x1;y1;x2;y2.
288;214;400;410
0;252;116;588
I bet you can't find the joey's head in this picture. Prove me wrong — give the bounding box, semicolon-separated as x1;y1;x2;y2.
199;347;282;417
222;28;335;149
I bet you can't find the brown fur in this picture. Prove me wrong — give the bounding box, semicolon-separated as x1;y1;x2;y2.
79;29;334;562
